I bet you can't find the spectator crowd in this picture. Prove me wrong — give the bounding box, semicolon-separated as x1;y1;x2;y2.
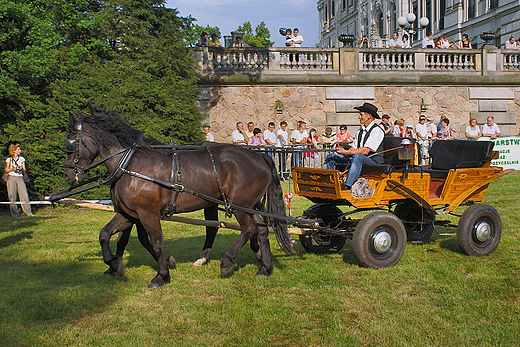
203;114;502;176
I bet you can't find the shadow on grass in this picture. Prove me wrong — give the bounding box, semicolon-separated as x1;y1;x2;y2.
438;236;462;254
0;212;52;233
0;258;119;345
98;232;289;277
0;231;33;249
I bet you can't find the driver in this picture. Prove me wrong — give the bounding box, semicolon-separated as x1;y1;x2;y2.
322;102;384;190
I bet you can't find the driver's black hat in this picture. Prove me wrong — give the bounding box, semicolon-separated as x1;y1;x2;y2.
354;102;380;119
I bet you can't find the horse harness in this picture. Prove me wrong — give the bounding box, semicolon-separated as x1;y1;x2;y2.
61;120;231;218
161;145;232;218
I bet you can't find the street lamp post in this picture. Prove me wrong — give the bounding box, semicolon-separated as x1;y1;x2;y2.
397;13;429;45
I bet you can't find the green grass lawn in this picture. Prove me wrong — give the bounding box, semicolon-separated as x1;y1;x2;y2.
1;172;519;346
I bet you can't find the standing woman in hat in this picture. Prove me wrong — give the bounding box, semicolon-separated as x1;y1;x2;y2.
4;142;33;217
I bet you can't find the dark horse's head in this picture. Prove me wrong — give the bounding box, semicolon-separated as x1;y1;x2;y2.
63;103;145;184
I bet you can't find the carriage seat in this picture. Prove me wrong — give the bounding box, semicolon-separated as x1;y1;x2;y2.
412;140;495;180
359;136;416;176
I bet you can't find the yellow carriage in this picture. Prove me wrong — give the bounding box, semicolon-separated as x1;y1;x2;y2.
292;137;513;268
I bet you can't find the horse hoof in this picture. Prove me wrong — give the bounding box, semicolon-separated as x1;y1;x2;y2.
254;250;262;262
147;282;162;289
116;263;126;277
167;255;176;269
220;263;236;277
103;268;115;277
193;257;207;267
147;273;169;288
256;268;273;277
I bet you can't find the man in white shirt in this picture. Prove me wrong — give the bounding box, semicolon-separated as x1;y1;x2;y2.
389;32;403;48
415;116;429;164
290;121;308;167
322;102;385;190
204;126;215;142
277;121;289;177
263;122;277;161
291;28;304;47
505;36;519;49
231;122;248;144
481;116;501;139
422;32;434;48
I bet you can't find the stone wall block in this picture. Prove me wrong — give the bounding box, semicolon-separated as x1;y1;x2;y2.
304;95;314;106
445;95;457;106
469;87;515;99
470;112;517;124
335;100;362;112
323;101;335;113
434;91;446;101
326;112;360;126
325;86;375;100
301;105;313;114
479;100;508;112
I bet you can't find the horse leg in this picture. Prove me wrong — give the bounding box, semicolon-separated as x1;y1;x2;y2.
249;234;262;262
253;214;273;276
99;213;134;277
194;206;219;267
138;215;170;288
220;211;259;276
136;222;176;268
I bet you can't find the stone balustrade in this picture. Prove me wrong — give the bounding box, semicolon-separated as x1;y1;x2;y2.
502;50;520;71
192;46;520;83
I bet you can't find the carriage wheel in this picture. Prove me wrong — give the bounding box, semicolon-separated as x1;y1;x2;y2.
352;211;407;268
394;200;435;242
457;204;502;257
299;204;346;254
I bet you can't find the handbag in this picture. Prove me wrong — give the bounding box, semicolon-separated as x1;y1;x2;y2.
23;171;30;183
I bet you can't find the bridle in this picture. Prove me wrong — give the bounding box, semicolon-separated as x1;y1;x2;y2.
64;118;86;176
64;117;135;178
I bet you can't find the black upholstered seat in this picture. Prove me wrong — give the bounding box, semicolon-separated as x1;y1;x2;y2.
360;136;415;176
412;140;494;179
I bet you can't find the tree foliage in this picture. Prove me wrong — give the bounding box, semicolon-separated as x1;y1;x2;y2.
182;19;221;47
237;21;273;47
0;0;203;202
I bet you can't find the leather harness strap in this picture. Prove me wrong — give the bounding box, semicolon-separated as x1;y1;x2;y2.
206;147;232;218
162;146;181;217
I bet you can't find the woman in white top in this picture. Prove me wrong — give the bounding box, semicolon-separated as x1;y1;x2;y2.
4;142;33;217
465;118;482;140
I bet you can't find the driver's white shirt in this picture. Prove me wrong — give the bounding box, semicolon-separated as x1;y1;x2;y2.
352;120;384;152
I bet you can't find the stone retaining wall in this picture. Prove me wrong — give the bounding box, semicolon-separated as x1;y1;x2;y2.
199;85;520;142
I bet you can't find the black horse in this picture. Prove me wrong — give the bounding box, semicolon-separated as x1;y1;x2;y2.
63;104;292;287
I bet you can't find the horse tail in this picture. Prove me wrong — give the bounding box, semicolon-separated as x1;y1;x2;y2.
263;153;293;255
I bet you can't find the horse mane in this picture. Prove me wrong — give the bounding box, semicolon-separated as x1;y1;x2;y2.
79;104;168;154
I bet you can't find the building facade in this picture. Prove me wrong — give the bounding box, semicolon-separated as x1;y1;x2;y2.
317;0;520;48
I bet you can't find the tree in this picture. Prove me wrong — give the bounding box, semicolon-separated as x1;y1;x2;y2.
0;0;203;201
237;21;273;47
182;19;221;47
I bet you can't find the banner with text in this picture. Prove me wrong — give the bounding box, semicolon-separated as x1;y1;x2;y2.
479;136;520;170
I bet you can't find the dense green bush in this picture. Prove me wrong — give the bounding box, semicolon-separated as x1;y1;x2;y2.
1;0;203;201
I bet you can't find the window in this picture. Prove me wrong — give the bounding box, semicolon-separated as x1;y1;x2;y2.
468;0;475;18
331;1;335;17
342;0;346;10
376;10;383;37
490;0;498;9
440;0;446;30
